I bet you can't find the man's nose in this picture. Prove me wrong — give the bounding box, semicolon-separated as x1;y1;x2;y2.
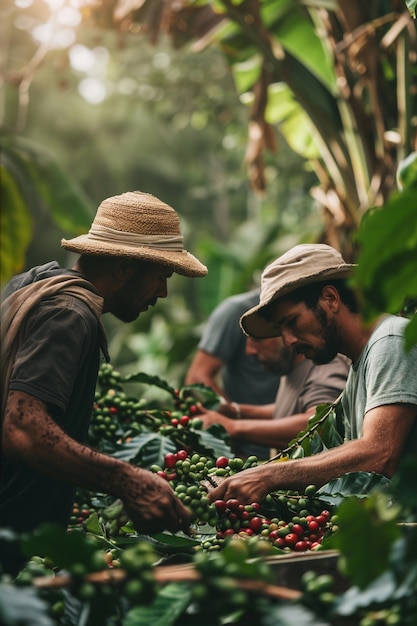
281;327;298;347
158;279;168;299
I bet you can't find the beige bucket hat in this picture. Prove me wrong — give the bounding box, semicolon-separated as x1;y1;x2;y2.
240;244;356;338
61;191;208;278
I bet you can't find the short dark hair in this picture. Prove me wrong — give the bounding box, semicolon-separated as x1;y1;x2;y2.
286;279;359;313
260;279;359;320
78;254;153;273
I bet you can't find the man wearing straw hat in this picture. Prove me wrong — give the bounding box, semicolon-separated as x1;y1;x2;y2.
207;243;417;505
0;191;207;576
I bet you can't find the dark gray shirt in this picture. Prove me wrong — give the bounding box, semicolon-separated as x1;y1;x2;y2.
1;262;101;573
198;290;280;457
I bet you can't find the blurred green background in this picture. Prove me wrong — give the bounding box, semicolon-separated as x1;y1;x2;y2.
1;0;416;386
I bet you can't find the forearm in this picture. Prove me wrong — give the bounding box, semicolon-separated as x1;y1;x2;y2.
4;391;195;534
209;404;417;505
220;402;274;420
273;404;417;487
231;412;311;448
3;391;138;498
185;352;227;398
267;438;386;490
209;436;393;505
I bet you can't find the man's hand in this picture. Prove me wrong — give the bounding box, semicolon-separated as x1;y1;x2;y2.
118;466;193;535
197;407;235;433
207;465;272;505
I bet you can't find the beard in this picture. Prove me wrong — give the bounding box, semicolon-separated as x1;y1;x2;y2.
109;290;143;323
263;359;288;376
111;306;139;324
263;348;295;375
109;272;156;323
296;305;340;365
312;305;340;364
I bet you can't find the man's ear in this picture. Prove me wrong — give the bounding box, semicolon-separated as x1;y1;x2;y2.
320;285;341;312
113;258;135;281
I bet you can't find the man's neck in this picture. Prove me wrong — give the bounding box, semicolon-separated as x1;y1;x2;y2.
343;314;384;363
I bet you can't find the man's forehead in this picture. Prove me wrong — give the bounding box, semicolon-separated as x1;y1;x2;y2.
148;262;173;276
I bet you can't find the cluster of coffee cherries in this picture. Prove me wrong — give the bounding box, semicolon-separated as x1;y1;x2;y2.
149;451;259;530
213;499;267;537
212;496;335;551
172;387;202;416
117;542;158;604
156;413;203;439
69;500;96;527
151;449;218;525
152;450;253;484
89;365;207;447
261;508;335;551
90;363;161;444
151;451;336;552
89;387;150;444
66;542;157;607
301;569;336;618
96;362;124;391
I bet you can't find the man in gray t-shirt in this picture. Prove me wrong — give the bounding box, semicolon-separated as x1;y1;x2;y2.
186;290;280;458
207;244;417;506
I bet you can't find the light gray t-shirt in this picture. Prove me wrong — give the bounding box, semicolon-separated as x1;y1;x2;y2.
341;315;417;461
273;355;350;420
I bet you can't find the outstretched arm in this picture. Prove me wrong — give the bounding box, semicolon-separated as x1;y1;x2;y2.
216;401;275;420
199;407;313;448
3;390;192;534
208;403;417;504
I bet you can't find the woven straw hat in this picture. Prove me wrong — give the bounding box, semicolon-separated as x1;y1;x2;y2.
240;244;356;338
61;191;208;278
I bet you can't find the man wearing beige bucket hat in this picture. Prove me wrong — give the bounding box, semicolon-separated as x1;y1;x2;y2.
0;191;207;576
207;243;417;505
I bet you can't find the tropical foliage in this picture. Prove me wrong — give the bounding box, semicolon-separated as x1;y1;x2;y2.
1;0;415;382
84;0;417;255
0;364;416;626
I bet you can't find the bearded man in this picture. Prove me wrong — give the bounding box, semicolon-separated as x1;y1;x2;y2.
1;191;207;575
208;244;417;505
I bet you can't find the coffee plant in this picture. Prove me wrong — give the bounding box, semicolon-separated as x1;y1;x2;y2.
1;364;416;626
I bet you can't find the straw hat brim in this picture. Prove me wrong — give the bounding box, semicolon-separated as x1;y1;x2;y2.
61;235;208;278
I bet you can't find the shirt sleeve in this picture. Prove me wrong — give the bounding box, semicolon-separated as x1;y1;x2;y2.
198;298;247;361
364;334;417;412
298;356;349;412
9;295;99;412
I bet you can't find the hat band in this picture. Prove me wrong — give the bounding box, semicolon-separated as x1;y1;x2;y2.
88;225;185;251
